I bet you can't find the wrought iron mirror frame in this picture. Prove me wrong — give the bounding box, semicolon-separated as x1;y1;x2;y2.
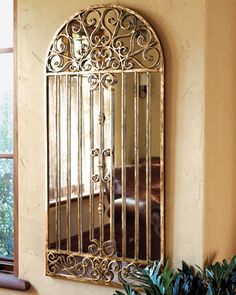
45;4;164;288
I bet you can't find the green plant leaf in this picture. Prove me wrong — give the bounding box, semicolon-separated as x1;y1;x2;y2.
114;257;236;295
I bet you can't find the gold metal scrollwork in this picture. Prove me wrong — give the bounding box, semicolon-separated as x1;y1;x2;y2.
46;6;163;73
46;4;164;288
47;251;141;285
90;148;111;183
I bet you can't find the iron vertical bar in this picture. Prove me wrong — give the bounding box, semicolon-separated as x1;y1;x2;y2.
54;75;58;250
98;73;104;246
160;69;165;260
121;72;127;258
46;75;49;253
110;87;115;242
89;89;94;241
56;75;61;250
66;75;71;252
77;74;83;253
146;72;151;260
134;72;139;260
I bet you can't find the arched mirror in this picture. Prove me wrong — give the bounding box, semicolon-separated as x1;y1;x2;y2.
46;5;164;287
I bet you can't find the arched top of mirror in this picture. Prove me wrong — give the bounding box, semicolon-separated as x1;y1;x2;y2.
46;5;164;73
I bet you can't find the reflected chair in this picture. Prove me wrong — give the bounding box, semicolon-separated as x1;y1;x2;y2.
106;157;160;260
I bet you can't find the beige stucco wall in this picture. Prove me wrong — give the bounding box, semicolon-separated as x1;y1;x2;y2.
204;0;236;263
5;0;236;294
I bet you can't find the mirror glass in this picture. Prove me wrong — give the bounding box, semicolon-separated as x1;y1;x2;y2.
46;5;164;286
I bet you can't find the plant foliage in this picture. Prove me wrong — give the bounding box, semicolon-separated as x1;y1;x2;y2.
114;256;236;295
204;256;236;295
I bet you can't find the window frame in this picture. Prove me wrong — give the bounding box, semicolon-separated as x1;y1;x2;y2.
0;0;30;290
0;3;16;274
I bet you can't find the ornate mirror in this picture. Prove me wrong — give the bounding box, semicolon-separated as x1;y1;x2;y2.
46;4;164;287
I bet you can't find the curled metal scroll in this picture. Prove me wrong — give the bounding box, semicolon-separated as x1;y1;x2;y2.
47;251;142;285
46;5;163;73
88;239;116;257
91;148;111;183
88;73;117;90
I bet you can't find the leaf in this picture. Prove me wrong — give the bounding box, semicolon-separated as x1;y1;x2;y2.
114;291;126;295
124;284;142;295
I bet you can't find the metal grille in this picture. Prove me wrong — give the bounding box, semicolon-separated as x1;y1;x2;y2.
46;5;164;287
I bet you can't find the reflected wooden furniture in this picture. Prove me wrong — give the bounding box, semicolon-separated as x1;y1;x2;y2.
106;158;160;260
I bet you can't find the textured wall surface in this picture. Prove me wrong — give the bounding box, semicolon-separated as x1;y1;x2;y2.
1;0;208;294
204;0;236;263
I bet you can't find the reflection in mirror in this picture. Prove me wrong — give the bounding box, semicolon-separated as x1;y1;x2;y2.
46;5;164;287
